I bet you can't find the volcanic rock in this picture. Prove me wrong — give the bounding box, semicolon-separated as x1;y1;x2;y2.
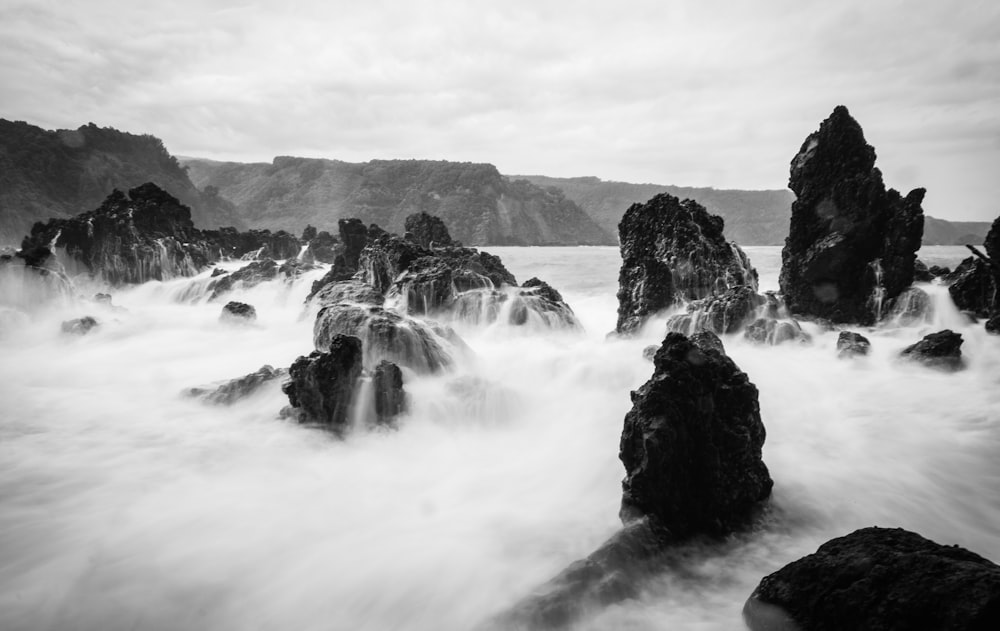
220;301;257;323
209;259;279;300
744;527;1000;631
779;106;925;325
744;317;810;346
899;329;964;370
913;259;933;282
665;285;764;335
616;193;757;335
404;212;458;248
282;334;364;431
836;331;871;358
372;360;406;425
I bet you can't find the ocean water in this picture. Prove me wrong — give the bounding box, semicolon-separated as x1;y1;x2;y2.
1;245;998;631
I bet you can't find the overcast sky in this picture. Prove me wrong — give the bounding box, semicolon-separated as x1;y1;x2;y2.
2;0;998;221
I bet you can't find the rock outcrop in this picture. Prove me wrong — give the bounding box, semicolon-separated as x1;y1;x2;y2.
404;212;457;248
185;365;287;405
948;216;1000;320
900;329;964;371
200;226;301;260
616;193;757;335
836;331;871;358
220;301;256;323
779;106;925;325
744;527;1000;631
282;335;364;431
209;259;279;300
665;286;764;336
372;360;406;425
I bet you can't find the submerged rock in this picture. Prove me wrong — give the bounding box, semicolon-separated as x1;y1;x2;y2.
209;259;279;300
282;335;364;431
885;286;933;326
900;329;964;370
372;360;406;425
220;301;257;323
665;285;764;336
186;365;287;405
620;332;772;533
616;193;757;335
744;527;1000;631
61;316;99;335
836;331;871;358
404;212;458;248
744;317;810;346
779;106;925;325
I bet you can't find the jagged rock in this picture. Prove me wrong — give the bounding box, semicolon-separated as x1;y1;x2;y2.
986;315;1000;334
689;330;725;353
310;279;385;309
302;229;338;264
928;264;951;278
744;317;810;346
616;193;757;335
913;259;933;282
621;332;772;533
451;277;579;329
372;360;406;425
277;258;318;280
61;316;99;335
210;267;227;278
886;286;933;326
301;225;317;242
948;217;1000;319
900;329;964;370
220;301;256;323
209;259;279;300
404;212;458;248
779;106;925;325
837;331;871;358
201;226;300;260
744;527;1000;631
314;302;458;374
185;365;287;405
305;219;378;299
282;335;364;431
665;285;764;335
508;278;578;328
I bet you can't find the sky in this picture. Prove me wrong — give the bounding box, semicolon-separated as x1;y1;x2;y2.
1;0;999;221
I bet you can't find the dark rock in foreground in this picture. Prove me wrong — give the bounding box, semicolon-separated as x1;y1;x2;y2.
282;335;364;431
372;360;406;425
779;106;925;325
900;329;964;371
186;365;287;405
745;527;1000;631
837;331;871;358
616;193;757;335
61;316;99;335
621;332;772;534
220;301;256;323
913;259;933;282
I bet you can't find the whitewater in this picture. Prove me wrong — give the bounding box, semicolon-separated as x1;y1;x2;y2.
1;245;998;631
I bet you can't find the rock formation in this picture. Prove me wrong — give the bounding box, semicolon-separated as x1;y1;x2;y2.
615;193;757;335
282;335;364;431
900;329;964;371
744;527;1000;631
404;212;457;248
779;106;925;325
200;226;301;260
220;301;256;323
948;216;999;321
372;360;406;425
836;331;871;358
665;286;765;336
186;365;287;405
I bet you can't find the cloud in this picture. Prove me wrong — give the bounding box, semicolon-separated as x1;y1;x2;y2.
1;0;999;220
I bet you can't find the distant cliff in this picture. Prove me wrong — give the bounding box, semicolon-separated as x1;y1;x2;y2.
518;175;992;247
0;119;245;244
183;157;614;246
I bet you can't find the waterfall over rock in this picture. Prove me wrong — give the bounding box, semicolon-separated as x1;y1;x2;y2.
779;106;925;325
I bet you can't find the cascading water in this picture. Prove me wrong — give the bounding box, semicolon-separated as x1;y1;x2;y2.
0;245;998;631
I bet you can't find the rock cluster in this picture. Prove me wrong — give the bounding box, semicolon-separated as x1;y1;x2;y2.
779;106;925;325
745;527;1000;631
616;193;757;335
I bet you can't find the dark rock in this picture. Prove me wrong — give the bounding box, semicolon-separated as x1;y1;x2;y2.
302;229;338;264
210;267;227;278
200;226;301;261
61;316;99;335
986;315;1000;334
885;287;933;326
301;225;318;242
744;317;810;346
689;330;725;354
452;277;579;329
744;527;1000;631
928;264;951;278
620;332;772;535
310;279;385;309
779;106;925;325
305;218;373;299
314;302;459;374
186;365;287;405
836;331;871;358
404;212;458;248
616;193;757;335
372;360;406;425
282;335;364;431
220;301;256;323
913;259;933;282
900;329;964;370
665;285;764;335
209;259;278;300
948;257;998;319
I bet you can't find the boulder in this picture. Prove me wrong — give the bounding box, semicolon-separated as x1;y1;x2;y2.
372;360;406;425
837;331;871;358
305;218;374;299
616;193;757;335
665;285;764;335
620;332;773;533
947;257;996;319
899;329;964;370
928;264;951;278
220;301;256;323
779;106;925;325
61;315;99;335
913;259;933;282
744;317;810;346
302;229;338;264
185;365;287;405
310;279;385;309
885;286;933;326
282;335;364;431
744;527;1000;631
209;259;279;300
404;212;458;248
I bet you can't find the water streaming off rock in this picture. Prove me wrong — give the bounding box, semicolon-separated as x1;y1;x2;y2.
1;246;998;631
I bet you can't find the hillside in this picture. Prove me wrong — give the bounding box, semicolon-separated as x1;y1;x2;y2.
183;157;614;246
0;119;245;244
518;175;992;246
